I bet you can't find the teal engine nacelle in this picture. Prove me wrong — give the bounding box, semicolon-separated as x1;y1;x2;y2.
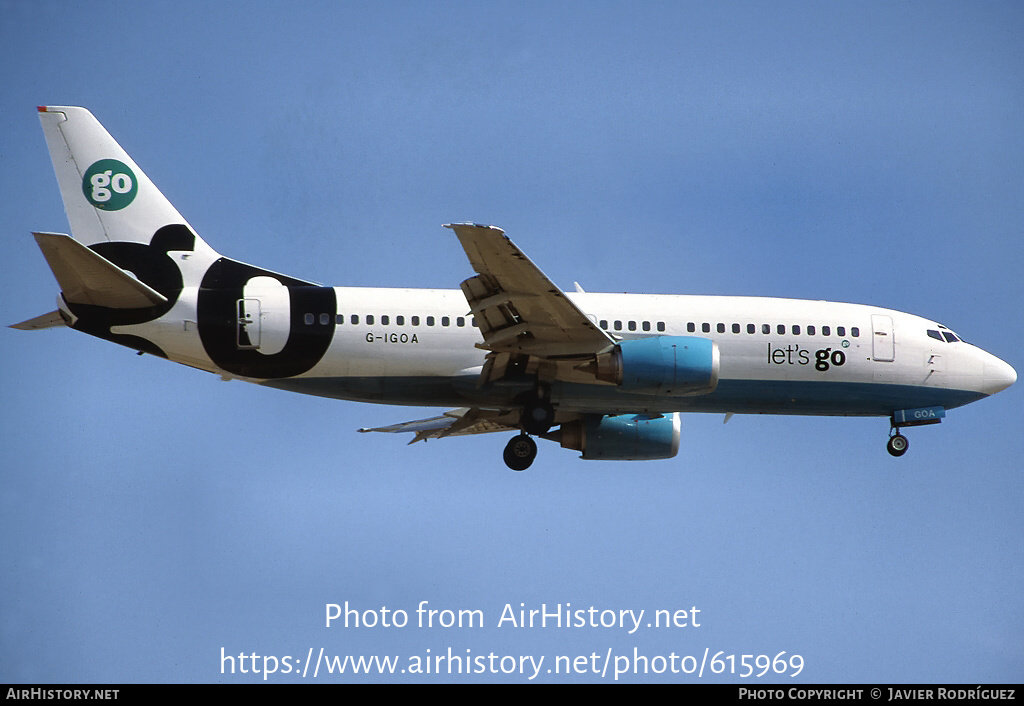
587;336;720;396
554;413;681;460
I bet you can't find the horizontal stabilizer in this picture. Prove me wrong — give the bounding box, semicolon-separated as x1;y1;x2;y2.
32;232;168;308
10;310;67;330
358;407;520;443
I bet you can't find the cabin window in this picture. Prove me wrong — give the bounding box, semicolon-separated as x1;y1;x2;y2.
822;326;830;336
762;324;770;334
702;323;711;333
732;323;740;334
442;316;450;327
335;314;344;325
717;323;725;334
807;325;815;336
426;316;435;326
351;314;359;325
687;322;696;333
411;316;420;326
837;326;846;337
747;324;756;334
628;320;637;331
614;320;622;331
304;313;314;325
381;315;390;325
600;319;608;330
657;322;665;332
457;317;465;327
396;315;405;325
642;321;651;331
851;327;859;337
366;314;374;325
793;325;800;335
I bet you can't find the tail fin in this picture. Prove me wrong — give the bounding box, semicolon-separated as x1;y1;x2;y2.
19;107;226;351
37;106;218;258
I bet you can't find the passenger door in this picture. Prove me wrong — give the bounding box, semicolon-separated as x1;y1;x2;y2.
871;314;895;362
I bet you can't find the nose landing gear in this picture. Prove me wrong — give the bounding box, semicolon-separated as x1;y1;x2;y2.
886;407;944;457
886;429;909;457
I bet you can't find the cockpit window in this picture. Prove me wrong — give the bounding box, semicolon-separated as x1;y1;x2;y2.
937;324;966;344
928;329;961;343
927;330;943;342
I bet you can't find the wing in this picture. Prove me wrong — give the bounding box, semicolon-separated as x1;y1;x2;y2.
446;223;615;359
358;407;522;444
446;222;618;387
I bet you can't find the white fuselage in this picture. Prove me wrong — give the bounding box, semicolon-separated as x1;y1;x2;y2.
125;284;1014;419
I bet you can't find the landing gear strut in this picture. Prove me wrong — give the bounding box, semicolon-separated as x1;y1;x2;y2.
887;429;909;457
519;383;555;436
503;433;537;471
521;399;555;436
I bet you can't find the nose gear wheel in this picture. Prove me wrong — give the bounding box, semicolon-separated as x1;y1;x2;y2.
887;429;909;457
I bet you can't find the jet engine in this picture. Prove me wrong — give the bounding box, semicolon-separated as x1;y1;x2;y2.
585;336;719;395
553;413;681;460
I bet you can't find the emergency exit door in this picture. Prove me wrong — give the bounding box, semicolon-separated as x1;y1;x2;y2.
236;298;261;350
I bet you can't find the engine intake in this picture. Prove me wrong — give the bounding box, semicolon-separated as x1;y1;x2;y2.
588;336;719;395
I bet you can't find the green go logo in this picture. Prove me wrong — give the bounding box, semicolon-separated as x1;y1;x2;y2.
82;159;138;210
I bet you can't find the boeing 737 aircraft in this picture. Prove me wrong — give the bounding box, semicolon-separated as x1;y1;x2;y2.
13;106;1016;470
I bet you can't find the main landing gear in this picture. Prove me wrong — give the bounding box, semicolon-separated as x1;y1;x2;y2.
887;428;909;457
503;386;553;470
503;433;538;471
520;387;555;436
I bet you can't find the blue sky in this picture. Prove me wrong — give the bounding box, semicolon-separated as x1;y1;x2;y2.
2;1;1022;683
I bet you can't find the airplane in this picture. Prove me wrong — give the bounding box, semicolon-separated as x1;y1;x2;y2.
13;106;1016;470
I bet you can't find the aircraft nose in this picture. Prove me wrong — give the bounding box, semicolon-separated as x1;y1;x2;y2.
982;354;1016;395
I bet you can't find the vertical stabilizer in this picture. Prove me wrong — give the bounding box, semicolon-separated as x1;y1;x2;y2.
37;106;217;258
